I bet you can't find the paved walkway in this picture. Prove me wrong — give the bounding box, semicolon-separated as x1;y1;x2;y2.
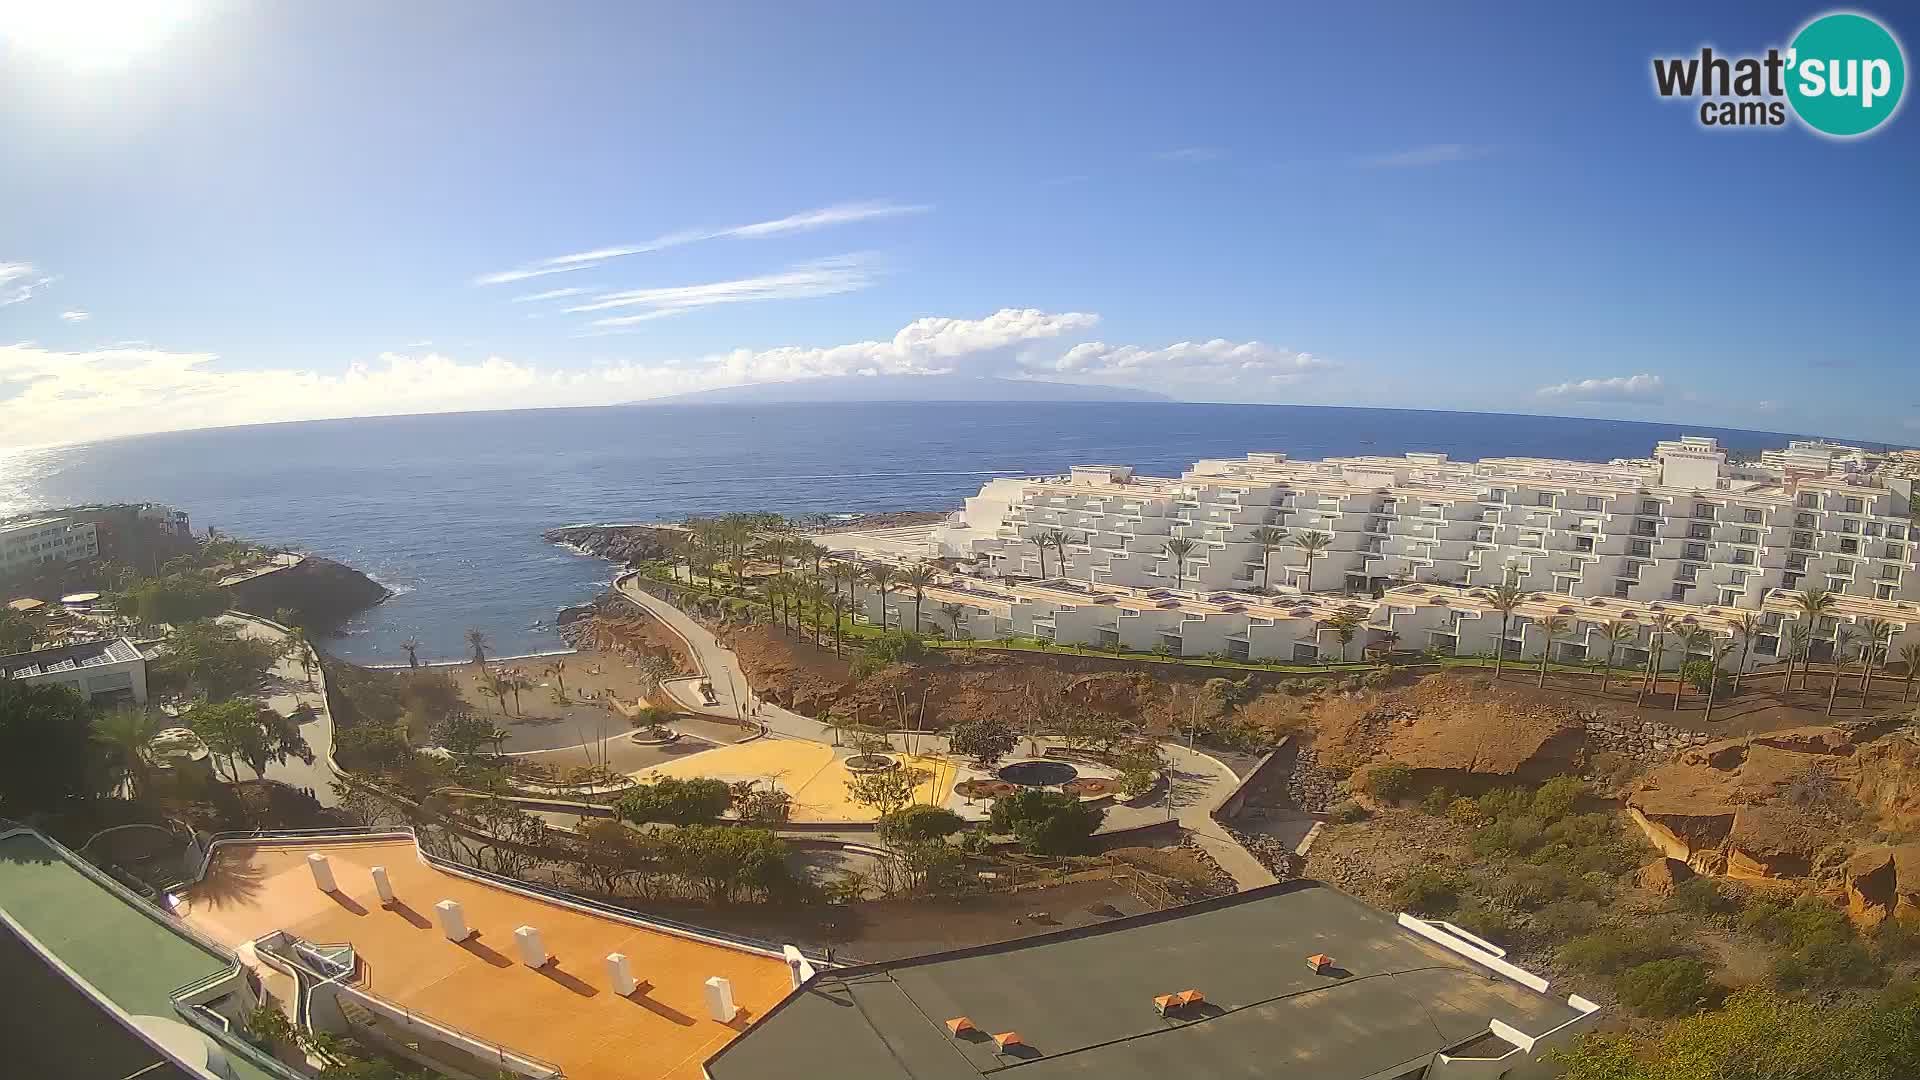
218;613;341;806
613;573;1279;891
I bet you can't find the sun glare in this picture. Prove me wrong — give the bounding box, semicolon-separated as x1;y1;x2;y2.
0;0;193;69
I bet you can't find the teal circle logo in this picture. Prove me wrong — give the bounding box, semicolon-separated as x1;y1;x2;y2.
1787;12;1906;137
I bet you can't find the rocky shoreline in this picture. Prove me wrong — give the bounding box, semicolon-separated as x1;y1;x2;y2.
544;523;677;566
226;555;391;628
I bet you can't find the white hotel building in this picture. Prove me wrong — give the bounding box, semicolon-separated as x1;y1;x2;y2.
864;437;1920;671
0;515;99;575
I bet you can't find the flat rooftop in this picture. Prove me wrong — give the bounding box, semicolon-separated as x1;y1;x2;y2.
1;636;143;679
706;881;1585;1080
181;837;795;1080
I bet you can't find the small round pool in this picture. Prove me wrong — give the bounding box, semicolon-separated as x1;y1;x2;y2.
997;760;1080;787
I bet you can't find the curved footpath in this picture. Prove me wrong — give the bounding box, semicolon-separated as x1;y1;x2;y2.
218;612;341;806
613;573;1278;890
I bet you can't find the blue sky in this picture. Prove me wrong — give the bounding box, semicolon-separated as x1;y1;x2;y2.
1;1;1915;447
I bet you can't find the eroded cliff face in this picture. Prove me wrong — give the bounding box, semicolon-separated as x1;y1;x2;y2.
1624;725;1919;901
225;556;389;627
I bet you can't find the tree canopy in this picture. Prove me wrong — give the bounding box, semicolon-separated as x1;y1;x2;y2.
947;716;1017;767
0;680;104;816
615;776;734;825
121;573;228;625
190;698;313;780
657;825;794;904
0;610;35;653
989;788;1105;854
158;619;282;699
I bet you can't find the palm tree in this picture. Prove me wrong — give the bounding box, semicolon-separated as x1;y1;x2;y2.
902;565;937;634
478;678;509;716
1856;617;1893;702
1286;530;1334;594
940;601;967;640
1598;619;1636;694
1725;612;1759;696
1324;609;1363;662
503;672;531;715
1901;641;1920;702
544;660;568;698
1162;537;1197;592
400;637;422;670
1701;637;1736;725
285;626;315;687
1637;614;1673;706
827;563;858;637
1671;624;1709;710
1537;615;1570;687
1486;581;1527;679
1028;532;1053;579
1783;623;1813;694
1828;627;1858;717
828;591;848;656
1788;587;1837;690
867;564;898;631
94;707;159;800
1249;526;1288;591
465;627;491;666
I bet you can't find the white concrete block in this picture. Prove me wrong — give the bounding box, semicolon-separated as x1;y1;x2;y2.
705;976;737;1022
514;925;548;968
370;865;395;905
306;853;336;892
435;899;470;942
782;944;816;989
606;953;636;995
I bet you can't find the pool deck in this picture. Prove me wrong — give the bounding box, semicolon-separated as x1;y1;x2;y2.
181;838;795;1080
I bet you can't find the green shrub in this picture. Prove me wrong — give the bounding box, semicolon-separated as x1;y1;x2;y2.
1560;925;1685;976
1476;787;1535;822
1531;777;1587;822
1535;901;1604;938
1494;863;1590;911
1472;815;1546;858
1773;939;1879;991
1419;786;1454;816
1672;877;1735;917
1616;957;1721;1018
878;805;965;845
1445;797;1487;827
1364;763;1416;802
1449;900;1515;946
988;789;1105;855
1390;868;1463;916
1326;800;1369;824
615;776;734;825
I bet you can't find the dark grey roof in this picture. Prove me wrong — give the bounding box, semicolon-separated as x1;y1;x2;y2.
1;637;142;679
706;881;1582;1080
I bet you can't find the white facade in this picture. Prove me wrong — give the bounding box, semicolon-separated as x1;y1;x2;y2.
903;437;1920;668
1;637;148;705
0;516;99;573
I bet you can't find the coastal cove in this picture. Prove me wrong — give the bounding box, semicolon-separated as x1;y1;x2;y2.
1;401;1838;664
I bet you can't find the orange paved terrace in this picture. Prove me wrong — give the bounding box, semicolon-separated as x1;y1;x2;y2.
180;839;794;1080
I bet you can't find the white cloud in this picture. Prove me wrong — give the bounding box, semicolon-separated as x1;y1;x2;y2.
565;255;879;326
1535;373;1665;402
1358;143;1486;168
1155;147;1225;162
59;310;91;322
1;263;54;306
1754;400;1780;413
512;287;594;303
1039;339;1331;386
474;200;928;285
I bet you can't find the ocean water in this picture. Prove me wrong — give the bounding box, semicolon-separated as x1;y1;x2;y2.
0;402;1822;664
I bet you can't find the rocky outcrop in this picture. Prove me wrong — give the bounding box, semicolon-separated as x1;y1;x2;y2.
544;524;677;566
1844;844;1920;928
1638;857;1695;896
225;556;388;628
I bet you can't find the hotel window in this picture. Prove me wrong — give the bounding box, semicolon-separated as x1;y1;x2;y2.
1537;492;1553;506
1866;522;1884;537
1586;496;1605;511
1694;502;1715;519
1633;520;1657;537
1733;549;1755;565
1784;572;1804;589
1892;525;1908;541
1890;543;1908;560
1475;527;1493;543
1835;560;1855;576
1845;497;1864;513
1840;538;1859;555
1793;531;1815;549
1630;539;1653;558
1614;580;1633;598
1880;584;1900;600
1489;488;1509;503
1788;553;1808;570
1684;542;1708;561
1641;499;1660;514
1687;523;1711;540
1817;616;1840;634
1744;508;1764;524
1738;528;1759;544
1843;518;1861;534
1881;564;1901;580
1797;512;1818;528
1798;492;1818;508
1670;584;1691;601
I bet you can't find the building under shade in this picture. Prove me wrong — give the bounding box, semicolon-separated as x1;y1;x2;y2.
703;880;1598;1080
